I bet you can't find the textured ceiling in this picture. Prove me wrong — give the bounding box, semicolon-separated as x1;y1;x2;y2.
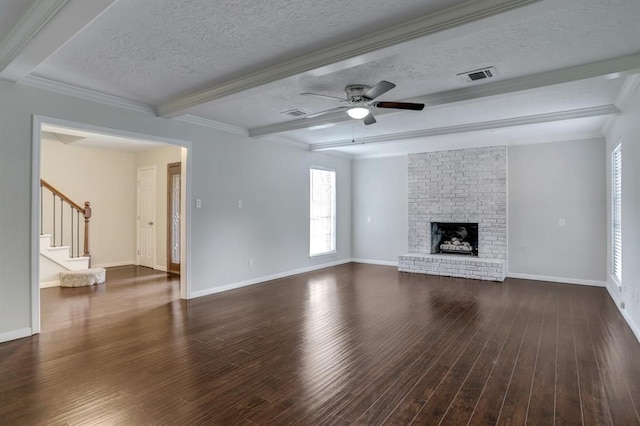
185;0;640;130
2;0;639;155
33;0;466;104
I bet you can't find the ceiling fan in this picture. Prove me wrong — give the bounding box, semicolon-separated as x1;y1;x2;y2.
301;80;424;125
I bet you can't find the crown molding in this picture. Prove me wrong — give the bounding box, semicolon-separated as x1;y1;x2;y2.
602;72;640;136
0;0;116;82
157;0;541;117
176;115;249;136
255;135;353;159
0;0;69;75
615;73;640;111
310;105;619;150
250;111;349;137
254;135;310;150
19;75;155;114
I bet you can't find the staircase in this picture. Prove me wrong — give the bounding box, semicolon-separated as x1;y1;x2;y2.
39;179;95;287
40;235;91;286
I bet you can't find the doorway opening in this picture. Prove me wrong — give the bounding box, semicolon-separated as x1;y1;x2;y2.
137;165;157;269
167;162;181;274
32;116;191;334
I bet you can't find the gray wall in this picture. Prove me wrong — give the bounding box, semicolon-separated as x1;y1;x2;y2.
352;156;408;263
0;81;351;339
605;81;640;340
508;139;606;281
352;139;606;283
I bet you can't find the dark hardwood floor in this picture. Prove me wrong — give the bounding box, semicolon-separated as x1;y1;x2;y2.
1;264;639;425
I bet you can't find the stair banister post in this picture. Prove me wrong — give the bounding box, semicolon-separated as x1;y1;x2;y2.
83;201;92;265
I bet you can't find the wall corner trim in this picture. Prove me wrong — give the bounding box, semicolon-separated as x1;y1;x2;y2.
0;328;33;343
507;272;606;287
190;259;353;299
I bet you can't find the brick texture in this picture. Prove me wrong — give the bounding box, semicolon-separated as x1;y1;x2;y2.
403;146;507;281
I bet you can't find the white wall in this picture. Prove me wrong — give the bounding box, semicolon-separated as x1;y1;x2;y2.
0;81;351;340
40;134;137;267
604;78;640;341
135;145;182;271
352;156;407;264
508;139;606;283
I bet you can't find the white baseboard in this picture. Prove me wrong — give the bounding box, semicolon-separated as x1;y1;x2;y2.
154;265;168;272
93;261;135;268
40;280;60;288
507;272;606;287
190;258;352;299
0;327;32;343
351;258;399;267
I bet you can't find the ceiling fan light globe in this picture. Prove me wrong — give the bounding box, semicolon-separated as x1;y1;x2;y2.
346;107;370;119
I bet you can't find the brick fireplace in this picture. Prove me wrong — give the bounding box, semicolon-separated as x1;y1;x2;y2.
399;146;507;281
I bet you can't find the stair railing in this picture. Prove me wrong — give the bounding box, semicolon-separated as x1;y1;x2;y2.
40;179;92;262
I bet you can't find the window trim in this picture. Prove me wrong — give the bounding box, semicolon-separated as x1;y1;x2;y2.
611;142;622;287
309;167;337;257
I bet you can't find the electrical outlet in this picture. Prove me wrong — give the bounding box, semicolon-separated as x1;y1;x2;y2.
367;216;372;223
558;218;566;227
237;200;243;209
248;258;254;267
195;199;202;208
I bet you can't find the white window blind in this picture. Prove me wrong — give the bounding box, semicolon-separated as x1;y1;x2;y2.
310;168;336;256
612;144;622;284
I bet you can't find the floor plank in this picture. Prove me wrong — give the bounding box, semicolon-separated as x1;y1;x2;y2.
1;264;639;425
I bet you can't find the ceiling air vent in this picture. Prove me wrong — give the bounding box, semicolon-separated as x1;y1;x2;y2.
457;66;497;83
281;109;307;117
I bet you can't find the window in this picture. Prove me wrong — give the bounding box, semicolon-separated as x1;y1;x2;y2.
612;143;622;284
310;168;336;256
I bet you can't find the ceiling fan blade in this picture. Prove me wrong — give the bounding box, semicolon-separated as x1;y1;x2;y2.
305;106;348;119
300;92;348;102
363;80;396;100
373;101;425;111
363;113;377;125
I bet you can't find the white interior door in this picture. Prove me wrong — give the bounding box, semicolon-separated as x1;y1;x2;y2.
137;166;156;268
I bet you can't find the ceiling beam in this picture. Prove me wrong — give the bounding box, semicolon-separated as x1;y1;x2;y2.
250;53;640;137
0;0;116;82
156;0;541;118
309;105;620;151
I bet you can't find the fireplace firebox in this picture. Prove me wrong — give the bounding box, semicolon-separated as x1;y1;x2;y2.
431;222;478;256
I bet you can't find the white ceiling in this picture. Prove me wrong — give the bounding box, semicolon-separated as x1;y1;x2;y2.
2;0;639;157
